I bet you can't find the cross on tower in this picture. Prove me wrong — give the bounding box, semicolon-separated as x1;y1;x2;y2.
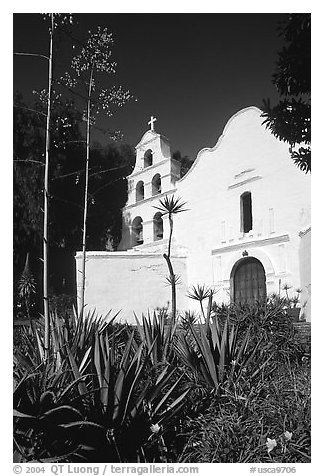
148;115;157;132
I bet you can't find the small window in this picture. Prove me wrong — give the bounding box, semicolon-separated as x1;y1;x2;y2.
144;149;153;168
132;216;143;245
153;212;163;241
241;192;253;233
136;181;144;202
152;174;162;195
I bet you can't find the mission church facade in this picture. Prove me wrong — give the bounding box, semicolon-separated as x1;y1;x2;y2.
76;107;311;322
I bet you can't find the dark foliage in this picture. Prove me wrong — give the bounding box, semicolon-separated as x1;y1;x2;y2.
212;296;306;364
172;150;194;178
13;92;135;300
261;14;311;173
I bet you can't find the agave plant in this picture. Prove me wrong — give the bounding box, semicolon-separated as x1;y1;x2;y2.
174;316;265;393
14;308;118;382
13;309;120;462
14;311;190;462
134;310;177;367
153;195;188;323
13;324;96;463
14;375;101;463
77;327;190;462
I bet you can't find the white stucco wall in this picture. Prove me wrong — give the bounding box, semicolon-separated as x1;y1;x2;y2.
75;251;187;323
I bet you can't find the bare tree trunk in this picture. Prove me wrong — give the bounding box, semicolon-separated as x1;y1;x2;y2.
43;13;54;358
79;64;94;318
163;253;176;324
163;213;176;323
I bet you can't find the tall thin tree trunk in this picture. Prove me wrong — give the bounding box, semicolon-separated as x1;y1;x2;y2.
43;14;54;357
163;252;176;322
80;64;94;318
167;213;173;259
163;213;176;323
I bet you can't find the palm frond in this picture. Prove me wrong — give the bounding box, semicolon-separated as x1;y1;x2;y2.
153;194;188;215
187;284;212;302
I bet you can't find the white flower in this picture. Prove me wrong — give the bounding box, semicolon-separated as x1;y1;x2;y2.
266;438;277;453
284;431;293;441
150;423;160;433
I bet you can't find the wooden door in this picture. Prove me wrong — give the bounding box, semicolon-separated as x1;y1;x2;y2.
234;258;266;303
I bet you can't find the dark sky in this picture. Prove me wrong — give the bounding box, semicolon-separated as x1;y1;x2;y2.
13;13;288;159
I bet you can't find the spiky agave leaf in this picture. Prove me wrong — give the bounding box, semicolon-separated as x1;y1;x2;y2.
175;317;257;391
134;311;177;367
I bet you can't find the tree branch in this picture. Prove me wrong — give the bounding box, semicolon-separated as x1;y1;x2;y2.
14;52;50;61
14;159;45;166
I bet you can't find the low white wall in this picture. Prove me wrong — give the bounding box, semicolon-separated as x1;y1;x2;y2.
75;251;188;323
299;227;311;321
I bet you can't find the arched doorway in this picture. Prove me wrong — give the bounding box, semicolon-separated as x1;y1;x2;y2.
232;257;266;303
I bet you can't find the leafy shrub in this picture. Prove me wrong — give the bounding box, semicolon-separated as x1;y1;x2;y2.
180;361;310;463
48;293;76;318
212;296;306;364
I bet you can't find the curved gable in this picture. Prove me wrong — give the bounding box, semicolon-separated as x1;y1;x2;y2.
177;106;263;183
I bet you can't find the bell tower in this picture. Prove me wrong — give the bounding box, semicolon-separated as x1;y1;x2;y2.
118;116;181;250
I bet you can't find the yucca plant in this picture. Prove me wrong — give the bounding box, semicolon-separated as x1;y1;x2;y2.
153;195;188;323
187;284;213;323
179;311;199;333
